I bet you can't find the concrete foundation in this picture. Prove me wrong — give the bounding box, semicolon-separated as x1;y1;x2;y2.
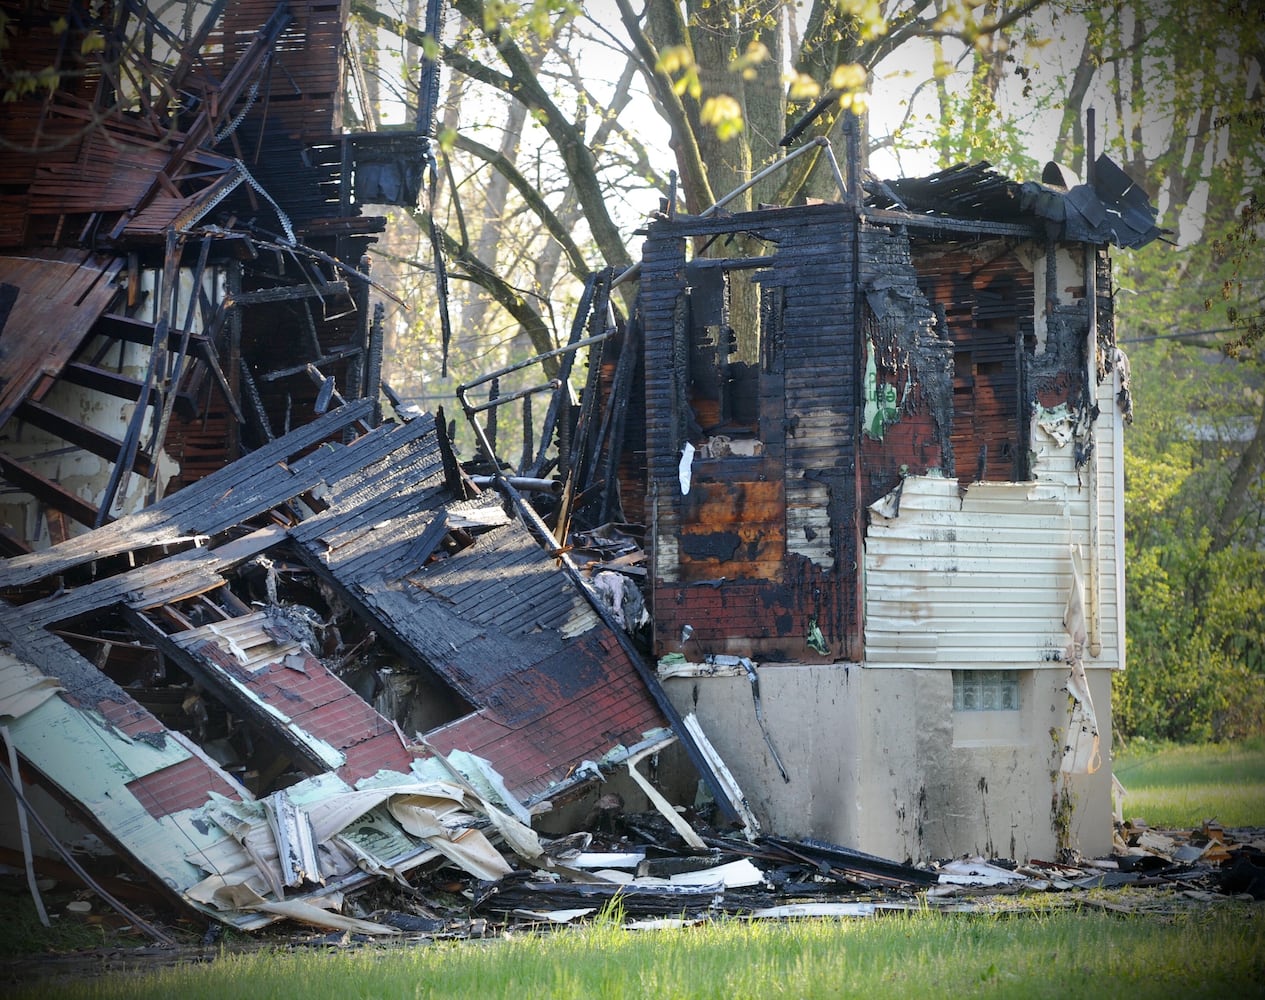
663;664;1114;862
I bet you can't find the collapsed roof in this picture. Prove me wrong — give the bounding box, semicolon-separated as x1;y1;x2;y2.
1;397;716;927
864;157;1166;248
0;0;742;931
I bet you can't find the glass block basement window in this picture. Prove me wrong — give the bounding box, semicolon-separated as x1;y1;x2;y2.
953;670;1019;711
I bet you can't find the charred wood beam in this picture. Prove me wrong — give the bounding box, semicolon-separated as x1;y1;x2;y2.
96;229;180;526
863;207;1042;239
581;277;616;485
59;362;151;404
345;257;373;406
485;379;498;457
364;303;384;426
96;313;206;351
302;365;374;434
15;401;156;479
401;510;449;568
0;453;101;528
518;395;533;475
191;335;246;426
18;524;286;629
416;0;447;136
240;358;275;442
556;395;571;482
145;234;214;506
757;835;940;888
298;216;389;237
225;280;350;307
598;315;641;525
556;318;609;538
225;264;243;459
527;272;601;479
434;405;474;500
263;346;362;382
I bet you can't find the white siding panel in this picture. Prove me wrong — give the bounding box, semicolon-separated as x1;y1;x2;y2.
1098;371;1125;670
865;474;1076;668
864;380;1125;670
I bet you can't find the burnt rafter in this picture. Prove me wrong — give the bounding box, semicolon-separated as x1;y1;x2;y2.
16;400;157;479
0;399;377;590
227;280;351;308
57;361;153;404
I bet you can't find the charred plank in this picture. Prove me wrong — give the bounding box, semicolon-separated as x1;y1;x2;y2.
0;452;100;527
15;400;156;478
227;280;350;307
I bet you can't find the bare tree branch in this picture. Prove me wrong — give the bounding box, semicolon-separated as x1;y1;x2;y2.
453;132;591;275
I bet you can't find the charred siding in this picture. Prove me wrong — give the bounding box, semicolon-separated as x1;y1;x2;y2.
916;244;1036;485
642;204;861;661
856;223;951;504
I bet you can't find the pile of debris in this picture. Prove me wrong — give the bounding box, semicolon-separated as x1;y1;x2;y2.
288;813;1265;934
9;802;1263;953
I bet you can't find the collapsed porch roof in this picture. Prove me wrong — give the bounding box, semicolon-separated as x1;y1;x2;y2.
0;398;716;925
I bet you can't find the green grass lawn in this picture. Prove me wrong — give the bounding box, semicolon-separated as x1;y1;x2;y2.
1113;736;1265;828
6;903;1263;1000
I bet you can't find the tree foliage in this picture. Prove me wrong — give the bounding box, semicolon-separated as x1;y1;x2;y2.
1059;0;1265;741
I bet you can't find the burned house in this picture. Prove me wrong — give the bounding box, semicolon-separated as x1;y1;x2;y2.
601;134;1163;863
0;0;1163;936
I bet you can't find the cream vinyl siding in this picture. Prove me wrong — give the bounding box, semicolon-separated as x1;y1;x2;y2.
863;376;1124;670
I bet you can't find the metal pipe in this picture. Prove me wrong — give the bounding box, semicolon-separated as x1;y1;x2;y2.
470;475;561;495
456;331;613;393
1085;107;1102;657
704;136;845;216
464;379;560;414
